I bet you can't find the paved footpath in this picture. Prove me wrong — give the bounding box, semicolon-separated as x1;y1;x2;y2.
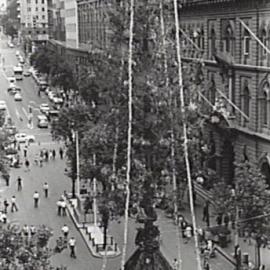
0;141;238;270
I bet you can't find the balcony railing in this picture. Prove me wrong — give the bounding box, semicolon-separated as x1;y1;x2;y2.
179;0;240;6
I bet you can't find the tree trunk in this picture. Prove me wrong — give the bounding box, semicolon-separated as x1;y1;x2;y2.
173;1;202;270
120;0;134;269
103;225;107;250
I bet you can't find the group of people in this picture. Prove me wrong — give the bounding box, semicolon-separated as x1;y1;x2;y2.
34;147;64;167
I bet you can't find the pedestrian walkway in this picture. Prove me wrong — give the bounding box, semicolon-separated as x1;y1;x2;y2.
187;185;270;268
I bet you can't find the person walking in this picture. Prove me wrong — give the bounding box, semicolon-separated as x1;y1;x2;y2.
23;146;27;158
17;176;22;191
61;224;69;239
25;159;30;171
11;196;18;212
43;182;49;198
172;258;179;270
61;200;67;216
45;150;49;162
33;191;40;208
68;237;76;258
4;174;10;186
57;199;62;216
184;224;193;244
52;149;56;160
30;225;36;237
3;199;9;213
202;201;210;227
59;147;64;159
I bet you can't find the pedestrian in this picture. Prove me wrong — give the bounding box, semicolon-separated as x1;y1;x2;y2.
57;199;62;216
184;224;193;244
3;199;9;213
61;200;67;216
202;201;210;226
17;176;22;191
180;218;187;238
68;237;76;258
45;150;49;162
43;182;49;198
25;159;30;171
23;146;27;158
39;156;43;167
216;214;222;226
30;225;36;237
11;196;18;212
22;224;29;237
3;174;10;186
61;224;69;239
52;149;56;160
0;211;7;224
49;150;53;160
33;191;40;208
172;258;179;270
59;147;64;159
224;213;229;228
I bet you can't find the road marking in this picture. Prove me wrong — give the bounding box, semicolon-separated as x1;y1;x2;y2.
22;107;28;118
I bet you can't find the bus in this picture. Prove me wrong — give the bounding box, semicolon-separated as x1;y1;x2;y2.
13;66;23;80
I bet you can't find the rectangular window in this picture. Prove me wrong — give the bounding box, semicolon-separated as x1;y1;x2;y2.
243;36;250;55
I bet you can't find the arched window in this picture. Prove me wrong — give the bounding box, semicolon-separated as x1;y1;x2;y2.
243;29;250;56
243;86;250;117
209;28;216;59
261;82;269;126
261;29;267;56
224;24;234;55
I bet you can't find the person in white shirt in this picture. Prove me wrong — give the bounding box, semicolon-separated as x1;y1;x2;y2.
68;237;76;258
43;182;49;198
33;191;40;208
11;196;18;212
61;224;69;238
61;200;67;216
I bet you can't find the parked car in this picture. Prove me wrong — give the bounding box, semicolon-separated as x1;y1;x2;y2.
37;115;49;128
23;70;31;77
39;79;48;91
14;92;22;101
46;110;59;122
15;133;35;143
40;103;50;114
0;100;7;110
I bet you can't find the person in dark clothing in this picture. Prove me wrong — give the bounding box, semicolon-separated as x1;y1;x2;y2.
45;151;49;161
17;177;22;191
23;147;27;158
3;174;10;186
25;159;30;171
59;147;64;159
224;213;230;227
202;201;210;226
3;199;9;213
216;214;222;226
52;149;56;160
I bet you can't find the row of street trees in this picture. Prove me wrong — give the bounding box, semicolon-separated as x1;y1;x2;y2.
31;0;270;269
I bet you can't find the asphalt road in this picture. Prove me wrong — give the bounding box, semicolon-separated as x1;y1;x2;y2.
0;34;234;270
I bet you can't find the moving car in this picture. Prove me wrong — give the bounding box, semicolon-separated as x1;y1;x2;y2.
0;100;7;110
37;115;49;128
15;133;35;143
40;103;50;114
14;92;22;101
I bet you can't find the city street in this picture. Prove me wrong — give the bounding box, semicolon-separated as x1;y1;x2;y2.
0;33;237;270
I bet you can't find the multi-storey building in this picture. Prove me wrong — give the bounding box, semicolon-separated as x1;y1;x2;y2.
19;0;49;46
65;0;78;48
179;0;270;185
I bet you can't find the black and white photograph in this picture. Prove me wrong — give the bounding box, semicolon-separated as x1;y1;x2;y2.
0;0;269;269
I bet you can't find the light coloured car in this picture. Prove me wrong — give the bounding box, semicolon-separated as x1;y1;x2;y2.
40;103;50;114
23;70;31;77
52;96;63;104
15;133;35;143
48;92;56;101
37;115;49;128
0;100;7;110
14;92;22;101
